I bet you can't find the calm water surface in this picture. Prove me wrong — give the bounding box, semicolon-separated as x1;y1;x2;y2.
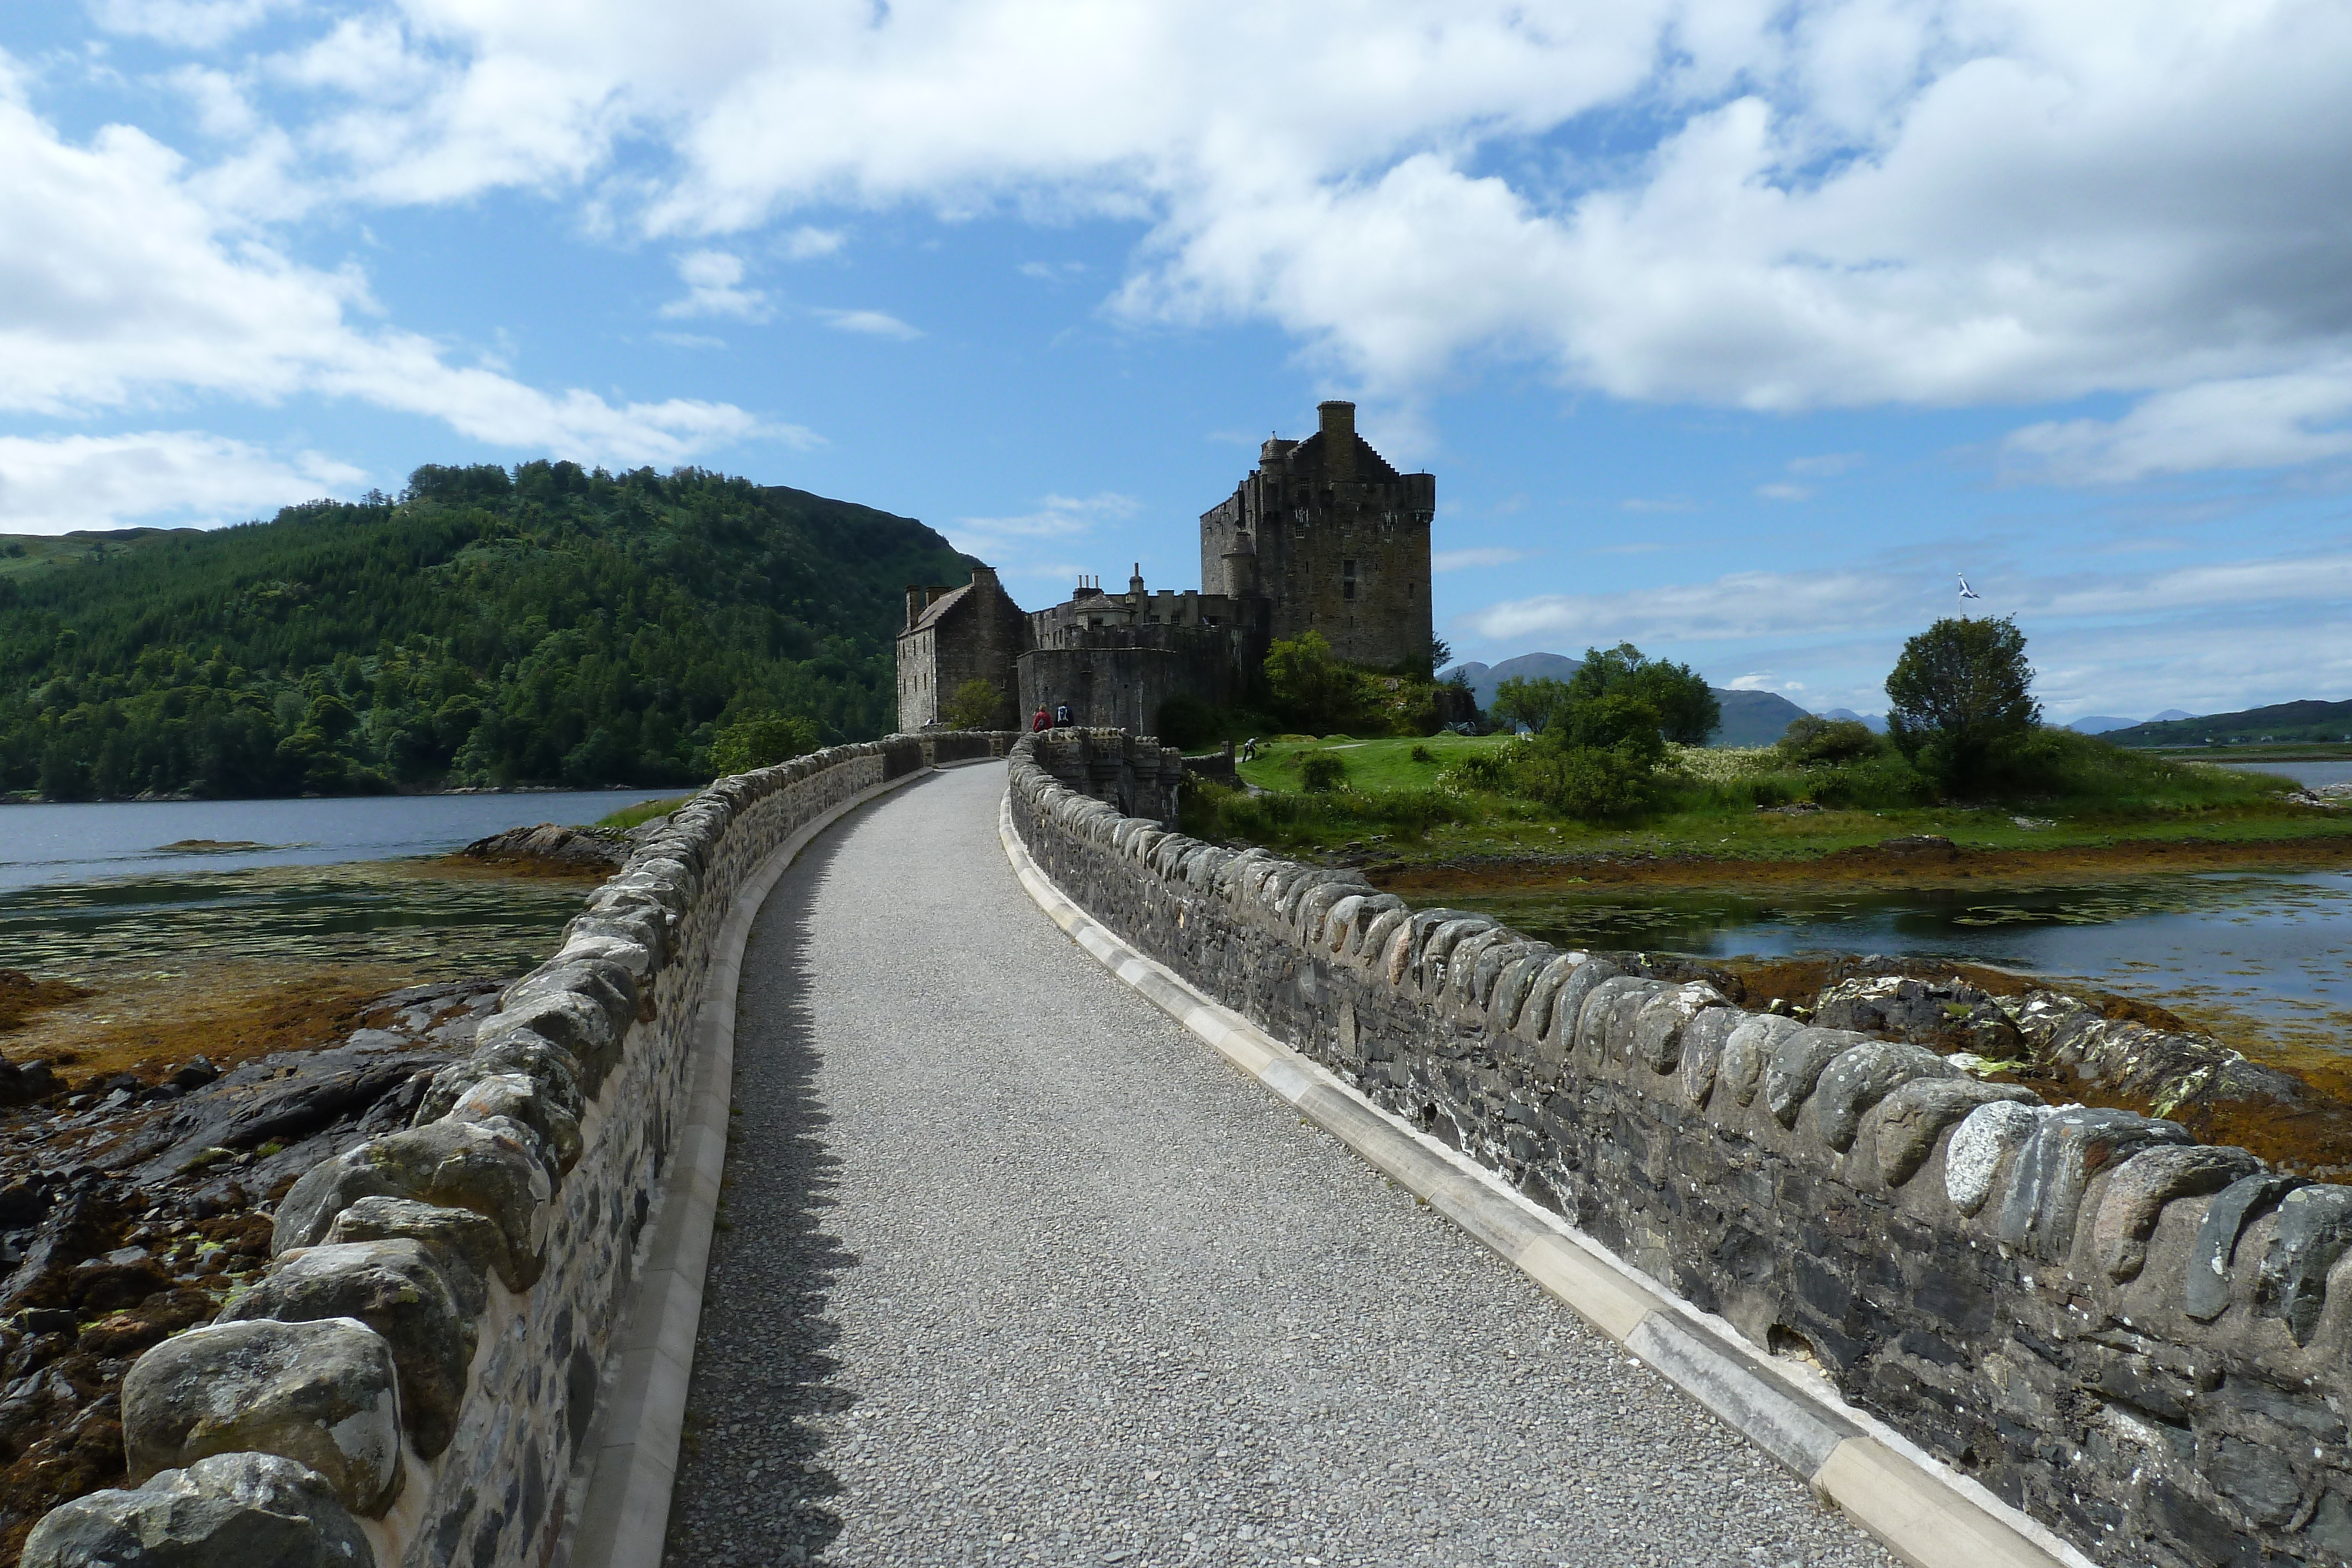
2228;760;2352;788
0;790;680;894
1462;870;2352;1045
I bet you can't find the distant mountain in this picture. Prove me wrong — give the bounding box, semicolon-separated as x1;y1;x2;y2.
1823;707;1888;734
1440;651;1809;747
1442;652;1581;710
2067;709;2194;734
2103;698;2352;747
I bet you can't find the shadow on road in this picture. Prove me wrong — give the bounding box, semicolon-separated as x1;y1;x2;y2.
660;825;863;1568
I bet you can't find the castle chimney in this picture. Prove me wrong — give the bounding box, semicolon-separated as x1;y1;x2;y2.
1129;563;1145;599
1318;400;1357;481
970;564;998;593
904;586;925;631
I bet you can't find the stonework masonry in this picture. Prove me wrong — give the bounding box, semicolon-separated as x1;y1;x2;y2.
1199;400;1434;669
896;567;1027;731
900;400;1435;733
21;731;1015;1568
1007;733;2352;1568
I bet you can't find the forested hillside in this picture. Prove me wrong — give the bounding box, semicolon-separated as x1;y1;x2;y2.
0;462;969;798
2104;698;2352;748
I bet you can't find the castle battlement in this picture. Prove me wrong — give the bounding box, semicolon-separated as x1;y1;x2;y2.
898;403;1434;733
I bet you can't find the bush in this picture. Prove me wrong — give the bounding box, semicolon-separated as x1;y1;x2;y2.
1181;775;1464;847
709;711;819;774
1436;750;1511;791
1511;741;1659;820
943;678;1003;730
1408;743;1435;764
1776;715;1879;767
1299;752;1349;792
1155;694;1220;750
1265;631;1365;731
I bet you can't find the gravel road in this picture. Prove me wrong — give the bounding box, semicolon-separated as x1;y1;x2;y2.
660;762;1893;1568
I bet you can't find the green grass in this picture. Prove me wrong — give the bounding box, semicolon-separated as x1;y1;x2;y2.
1237;733;1509;793
1198;731;2351;863
593;794;695;830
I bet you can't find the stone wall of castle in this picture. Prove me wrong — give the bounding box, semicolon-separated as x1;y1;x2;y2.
896;567;1027;731
1198;402;1434;669
1007;734;2352;1568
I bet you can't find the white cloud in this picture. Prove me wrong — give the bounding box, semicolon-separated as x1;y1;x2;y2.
91;0;292;49
661;249;769;320
1019;260;1087;282
1726;673;1805;693
1755;482;1812;501
779;225;844;260
651;330;726;349
2003;367;2352;484
817;307;920;340
0;430;363;534
948;490;1141;568
1786;452;1864;477
1431;546;1529;571
0;73;788;468
32;1;2352;484
1466;569;1913;646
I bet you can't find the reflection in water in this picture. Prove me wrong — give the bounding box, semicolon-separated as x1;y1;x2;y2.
1459;870;2352;1047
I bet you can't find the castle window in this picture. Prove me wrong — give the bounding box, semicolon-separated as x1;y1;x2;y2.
1342;559;1357;601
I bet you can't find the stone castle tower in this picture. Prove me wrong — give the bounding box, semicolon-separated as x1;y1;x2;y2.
1198;401;1434;669
898;402;1435;732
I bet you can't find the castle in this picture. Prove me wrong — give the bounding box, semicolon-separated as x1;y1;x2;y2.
897;401;1434;734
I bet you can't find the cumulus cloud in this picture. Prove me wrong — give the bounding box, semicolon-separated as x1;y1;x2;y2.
661;250;769;320
2003;367;2352;483
0;430;363;534
0;72;787;468
65;0;2340;478
817;308;920;340
25;1;2352;498
779;225;844;260
91;0;293;49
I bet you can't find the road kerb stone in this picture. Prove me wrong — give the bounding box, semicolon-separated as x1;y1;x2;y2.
998;789;2091;1568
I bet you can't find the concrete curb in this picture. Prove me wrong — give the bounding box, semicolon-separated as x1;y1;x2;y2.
997;793;2095;1568
563;766;933;1568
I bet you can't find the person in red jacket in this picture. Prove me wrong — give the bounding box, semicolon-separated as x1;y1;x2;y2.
1031;706;1051;733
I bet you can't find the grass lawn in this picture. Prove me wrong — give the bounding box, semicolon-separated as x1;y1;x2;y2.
593;794;696;830
1212;734;2352;867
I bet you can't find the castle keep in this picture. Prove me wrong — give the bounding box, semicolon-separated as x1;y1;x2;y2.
897;402;1434;732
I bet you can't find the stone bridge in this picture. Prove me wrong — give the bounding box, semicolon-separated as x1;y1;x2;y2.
24;734;2352;1568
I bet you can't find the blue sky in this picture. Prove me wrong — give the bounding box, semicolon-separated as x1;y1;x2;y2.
5;1;2352;723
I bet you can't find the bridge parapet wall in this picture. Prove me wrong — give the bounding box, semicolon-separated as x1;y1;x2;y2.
21;734;1017;1568
1006;734;2352;1568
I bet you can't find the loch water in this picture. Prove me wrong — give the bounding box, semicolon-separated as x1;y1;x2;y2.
0;791;677;985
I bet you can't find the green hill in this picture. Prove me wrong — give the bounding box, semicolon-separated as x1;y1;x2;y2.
0;462;969;800
2104;698;2352;748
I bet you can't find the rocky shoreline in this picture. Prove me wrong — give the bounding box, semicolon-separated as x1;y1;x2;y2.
0;977;504;1563
1594;951;2352;1176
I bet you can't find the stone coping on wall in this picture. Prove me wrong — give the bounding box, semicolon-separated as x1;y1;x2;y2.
1004;733;2352;1568
19;732;1016;1568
